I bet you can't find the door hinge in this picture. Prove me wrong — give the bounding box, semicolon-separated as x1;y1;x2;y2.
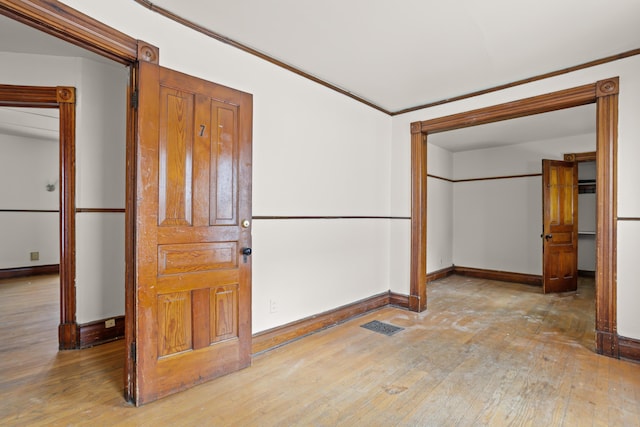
130;90;138;109
130;342;136;363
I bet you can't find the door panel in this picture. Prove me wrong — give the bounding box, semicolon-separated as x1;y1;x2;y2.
542;159;578;293
134;61;252;405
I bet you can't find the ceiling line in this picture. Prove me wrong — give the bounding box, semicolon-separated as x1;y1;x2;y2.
133;0;391;115
393;48;640;116
133;1;640;117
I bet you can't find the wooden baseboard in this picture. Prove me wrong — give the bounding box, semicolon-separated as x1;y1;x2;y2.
453;266;542;287
578;270;596;278
0;264;59;280
619;336;640;363
252;291;396;354
427;266;455;282
389;292;410;308
78;315;125;349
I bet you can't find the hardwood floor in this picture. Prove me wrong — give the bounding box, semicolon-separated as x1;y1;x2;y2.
1;274;639;426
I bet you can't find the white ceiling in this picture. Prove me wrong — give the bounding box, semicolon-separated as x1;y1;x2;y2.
151;0;640;113
2;1;636;147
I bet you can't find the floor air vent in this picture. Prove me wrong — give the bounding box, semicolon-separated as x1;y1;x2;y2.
360;320;404;336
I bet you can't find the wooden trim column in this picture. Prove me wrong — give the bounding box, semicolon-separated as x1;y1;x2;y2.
123;39;159;403
57;86;77;350
595;77;619;357
410;123;427;311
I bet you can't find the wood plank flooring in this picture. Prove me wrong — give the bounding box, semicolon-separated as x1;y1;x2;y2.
1;274;639;426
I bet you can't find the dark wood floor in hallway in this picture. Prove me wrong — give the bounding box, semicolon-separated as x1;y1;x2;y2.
1;274;639;426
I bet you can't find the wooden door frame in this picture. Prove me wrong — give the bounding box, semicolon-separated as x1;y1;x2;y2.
410;77;619;357
0;0;157;396
563;151;596;279
0;84;76;349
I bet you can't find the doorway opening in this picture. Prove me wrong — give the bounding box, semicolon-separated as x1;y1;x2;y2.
0;85;78;349
1;3;131;354
410;78;619;357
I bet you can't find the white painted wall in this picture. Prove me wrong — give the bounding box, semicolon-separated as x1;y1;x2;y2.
0;134;59;268
452;134;595;180
453;178;541;274
452;134;594;274
76;213;125;322
0;52;127;324
253;219;389;330
618;221;640;339
62;0;392;333
75;58;128;323
427;144;454;273
391;54;640;341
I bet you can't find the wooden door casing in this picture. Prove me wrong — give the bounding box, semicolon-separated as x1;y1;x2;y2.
412;78;619;356
135;61;252;405
542;159;578;293
0;84;77;350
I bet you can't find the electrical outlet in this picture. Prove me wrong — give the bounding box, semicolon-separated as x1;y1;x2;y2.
30;251;39;261
269;299;278;314
105;318;116;328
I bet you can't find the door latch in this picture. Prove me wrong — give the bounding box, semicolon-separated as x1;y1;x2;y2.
242;247;252;263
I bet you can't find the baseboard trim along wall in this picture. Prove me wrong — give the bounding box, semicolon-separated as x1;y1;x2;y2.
251;291;410;354
426;265;542;286
426;266;455;282
0;264;60;280
619;336;640;363
453;266;542;286
578;270;596;278
78;315;125;349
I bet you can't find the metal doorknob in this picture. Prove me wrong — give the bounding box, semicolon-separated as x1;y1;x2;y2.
544;234;553;241
242;247;252;256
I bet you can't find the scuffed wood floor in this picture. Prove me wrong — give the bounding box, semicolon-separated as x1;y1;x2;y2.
1;274;639;426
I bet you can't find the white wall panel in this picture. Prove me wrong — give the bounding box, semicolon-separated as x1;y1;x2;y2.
453;134;595;180
617;71;640;217
427;143;453;179
389;219;411;295
0;134;58;209
0;212;59;269
427;177;453;273
0;52;79;85
617;221;640;339
75;58;128;209
252;219;389;333
75;213;125;324
453;178;541;275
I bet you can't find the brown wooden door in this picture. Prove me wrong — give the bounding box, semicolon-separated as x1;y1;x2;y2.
542;159;578;294
133;61;253;405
